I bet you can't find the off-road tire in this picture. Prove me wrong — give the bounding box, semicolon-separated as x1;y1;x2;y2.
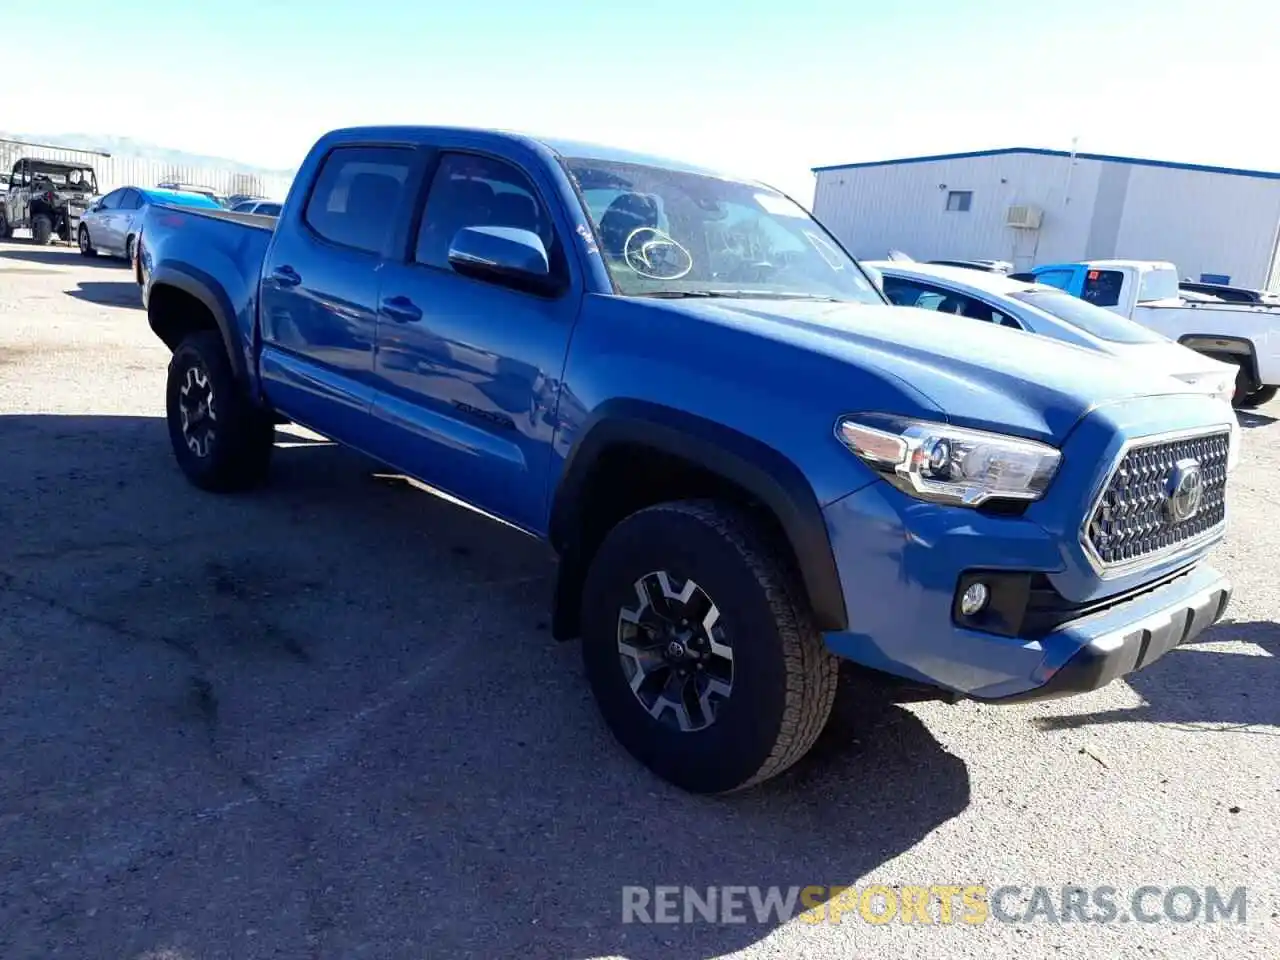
32;214;53;246
1240;385;1278;409
166;331;274;492
581;499;838;794
78;224;96;257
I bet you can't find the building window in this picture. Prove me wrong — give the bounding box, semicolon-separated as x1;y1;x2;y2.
945;190;972;212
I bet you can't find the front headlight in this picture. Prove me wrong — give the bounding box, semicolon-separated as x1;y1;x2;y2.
837;415;1062;507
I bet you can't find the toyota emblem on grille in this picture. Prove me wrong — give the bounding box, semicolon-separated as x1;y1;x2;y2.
1165;458;1204;523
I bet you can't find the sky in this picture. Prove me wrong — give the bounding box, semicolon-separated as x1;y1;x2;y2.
5;0;1277;204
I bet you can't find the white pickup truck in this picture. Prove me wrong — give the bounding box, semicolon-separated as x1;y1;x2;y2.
1026;259;1280;408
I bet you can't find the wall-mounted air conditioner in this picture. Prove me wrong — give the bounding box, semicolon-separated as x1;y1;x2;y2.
1006;205;1043;229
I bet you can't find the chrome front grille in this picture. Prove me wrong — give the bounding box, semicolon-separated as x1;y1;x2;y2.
1084;429;1230;572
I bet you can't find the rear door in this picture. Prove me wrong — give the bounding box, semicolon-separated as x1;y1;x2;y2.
369;146;582;531
258;143;419;442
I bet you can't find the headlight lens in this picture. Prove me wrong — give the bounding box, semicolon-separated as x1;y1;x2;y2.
837;415;1062;507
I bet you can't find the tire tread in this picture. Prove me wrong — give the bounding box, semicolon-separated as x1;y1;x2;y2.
636;499;838;791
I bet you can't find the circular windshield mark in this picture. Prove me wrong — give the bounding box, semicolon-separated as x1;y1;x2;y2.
623;228;693;281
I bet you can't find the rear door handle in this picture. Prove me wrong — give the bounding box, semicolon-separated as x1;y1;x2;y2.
381;295;422;323
270;265;301;287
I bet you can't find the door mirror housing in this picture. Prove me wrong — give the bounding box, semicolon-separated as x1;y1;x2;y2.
447;226;559;295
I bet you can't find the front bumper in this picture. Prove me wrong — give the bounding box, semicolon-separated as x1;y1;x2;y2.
820;480;1231;701
969;566;1230;702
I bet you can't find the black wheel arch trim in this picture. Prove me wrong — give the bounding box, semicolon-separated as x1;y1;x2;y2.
148;264;249;383
1177;334;1260;383
549;399;848;635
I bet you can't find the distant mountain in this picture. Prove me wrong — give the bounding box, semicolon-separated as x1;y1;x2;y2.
0;132;295;176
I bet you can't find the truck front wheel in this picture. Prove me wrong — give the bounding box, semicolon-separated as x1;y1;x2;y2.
580;500;838;793
31;214;53;245
165;331;274;492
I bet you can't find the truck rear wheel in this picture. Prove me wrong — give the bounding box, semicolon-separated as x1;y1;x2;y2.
31;214;53;246
165;331;274;492
580;500;838;793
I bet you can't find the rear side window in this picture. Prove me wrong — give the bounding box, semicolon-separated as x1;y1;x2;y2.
1082;269;1125;307
415;152;557;270
304;146;413;254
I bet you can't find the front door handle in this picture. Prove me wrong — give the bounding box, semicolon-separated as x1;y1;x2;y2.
270;265;301;287
381;295;422;323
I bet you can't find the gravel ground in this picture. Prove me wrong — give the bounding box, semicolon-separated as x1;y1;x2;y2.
0;240;1276;959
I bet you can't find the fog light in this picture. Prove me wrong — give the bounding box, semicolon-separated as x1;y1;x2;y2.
960;582;990;616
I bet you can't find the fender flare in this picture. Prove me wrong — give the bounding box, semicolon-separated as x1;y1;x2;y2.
148;264;249;383
549;399;848;634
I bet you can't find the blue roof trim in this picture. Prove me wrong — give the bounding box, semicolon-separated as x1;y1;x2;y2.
811;147;1280;181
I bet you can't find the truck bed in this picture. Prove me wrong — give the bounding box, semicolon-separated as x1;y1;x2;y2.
137;201;278;392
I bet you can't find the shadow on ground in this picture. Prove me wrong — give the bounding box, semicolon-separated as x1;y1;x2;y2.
0;414;970;960
1237;409;1278;429
65;280;142;308
0;246;126;268
1037;619;1280;733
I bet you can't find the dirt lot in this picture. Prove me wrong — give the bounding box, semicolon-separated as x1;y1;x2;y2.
1;241;1276;959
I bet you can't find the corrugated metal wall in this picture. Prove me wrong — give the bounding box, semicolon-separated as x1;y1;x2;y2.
813;152;1280;285
1;141;295;200
813;153;1100;271
1113;166;1280;290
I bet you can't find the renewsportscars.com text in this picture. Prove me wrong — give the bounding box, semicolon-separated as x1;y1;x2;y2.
621;884;1248;926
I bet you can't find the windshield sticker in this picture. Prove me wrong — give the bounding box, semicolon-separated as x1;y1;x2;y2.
754;192;808;218
575;223;599;255
803;231;846;271
623;228;693;280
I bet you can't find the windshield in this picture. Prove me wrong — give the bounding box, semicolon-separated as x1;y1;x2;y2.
30;163;97;192
563;157;882;303
1011;289;1166;344
1138;266;1181;302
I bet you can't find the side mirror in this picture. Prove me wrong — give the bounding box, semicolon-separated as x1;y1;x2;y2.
447;226;558;295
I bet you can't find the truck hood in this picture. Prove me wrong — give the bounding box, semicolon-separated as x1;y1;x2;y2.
664;298;1207;444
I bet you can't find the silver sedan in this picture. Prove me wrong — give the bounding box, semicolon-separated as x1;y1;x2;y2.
78;186;224;261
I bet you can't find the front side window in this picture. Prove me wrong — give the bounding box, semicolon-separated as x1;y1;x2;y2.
946;190;972;212
415;152;558;270
99;189;124;210
564;157;881;302
304;146;412;254
883;277;1018;326
1082;269;1125;307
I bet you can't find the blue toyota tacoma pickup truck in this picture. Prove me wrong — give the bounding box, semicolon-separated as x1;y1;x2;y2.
135;126;1234;793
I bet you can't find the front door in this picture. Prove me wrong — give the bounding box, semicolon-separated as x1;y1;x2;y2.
370;149;581;532
258;143;417;443
88;188;125;250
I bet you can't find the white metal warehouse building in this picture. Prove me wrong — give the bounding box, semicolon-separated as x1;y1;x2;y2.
811;148;1280;289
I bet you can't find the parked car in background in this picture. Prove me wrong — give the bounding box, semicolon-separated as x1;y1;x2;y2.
230;198;282;216
866;260;1241;466
2;158;99;244
135;124;1236;794
1179;279;1280;307
79;186;222;261
155;182;225;206
1028;260;1280;407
